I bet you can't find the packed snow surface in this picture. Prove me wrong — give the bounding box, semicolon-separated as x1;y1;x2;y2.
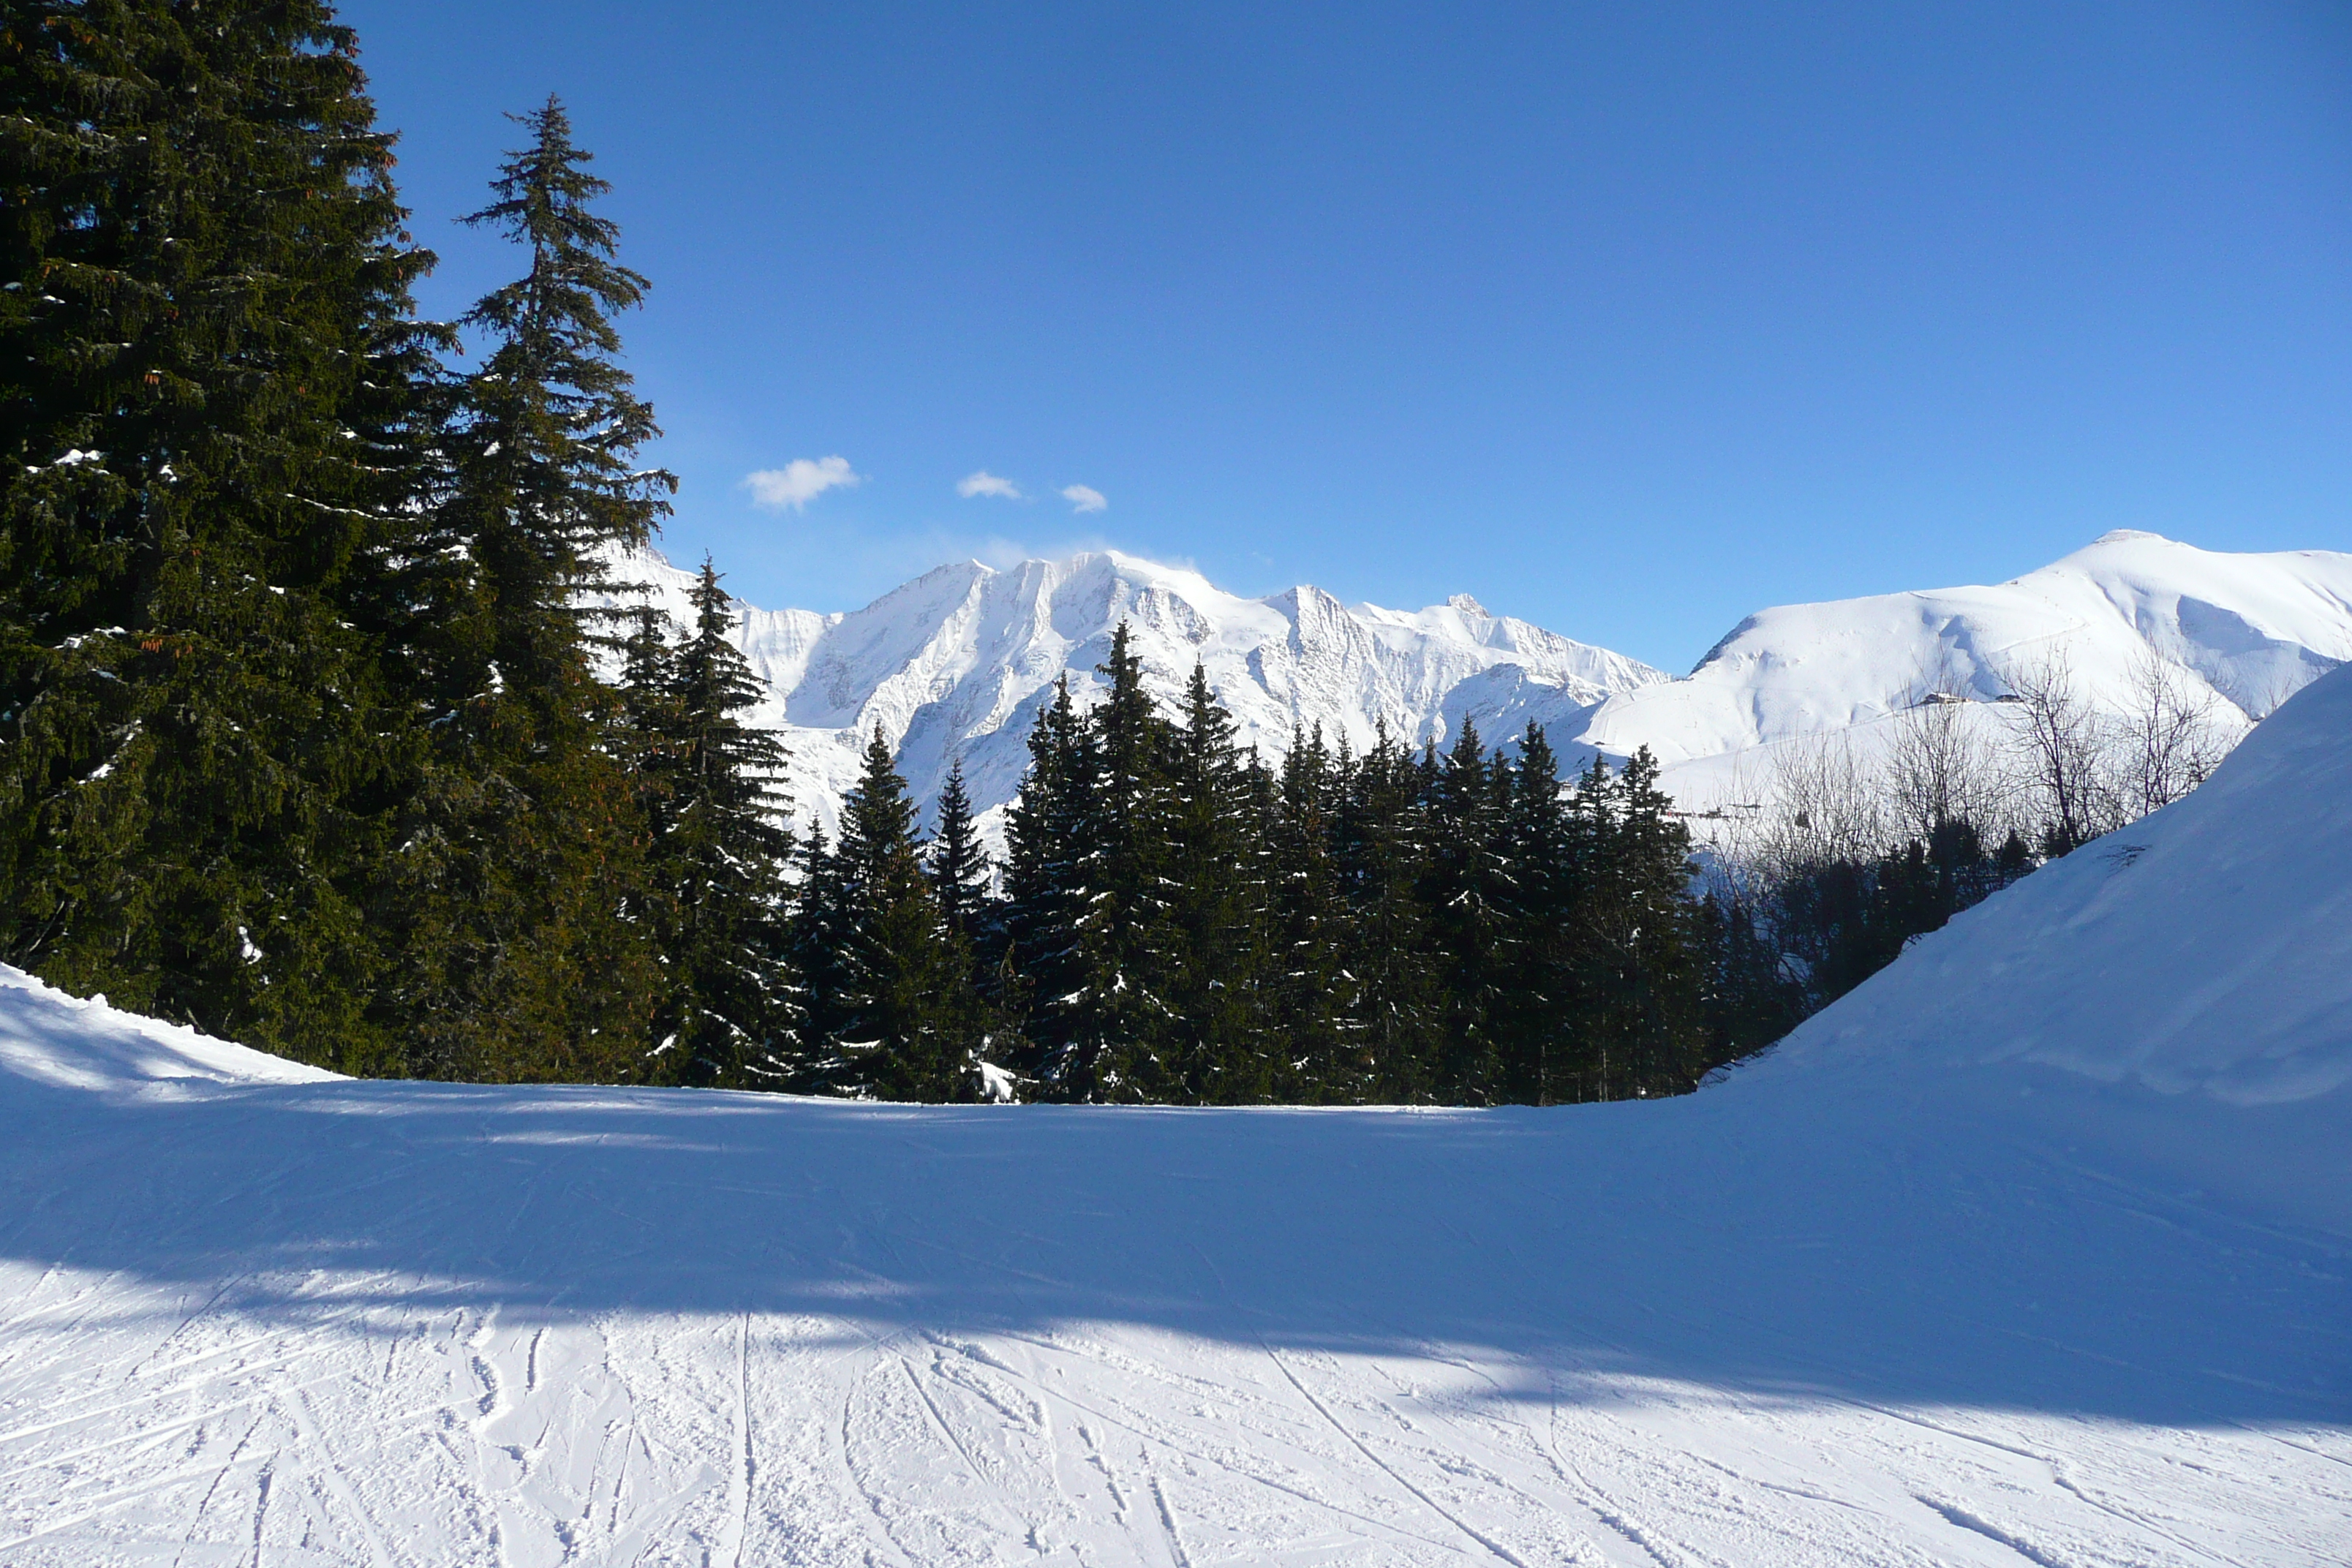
4;672;2351;1564
621;531;2351;834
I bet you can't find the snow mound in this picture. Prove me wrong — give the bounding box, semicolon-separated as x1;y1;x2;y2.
0;965;340;1093
1765;663;2352;1104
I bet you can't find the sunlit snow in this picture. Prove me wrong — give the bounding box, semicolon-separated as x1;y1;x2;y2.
1;672;2347;1564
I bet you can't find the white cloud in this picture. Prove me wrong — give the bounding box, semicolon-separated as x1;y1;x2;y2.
1060;483;1108;514
742;456;860;512
957;470;1025;500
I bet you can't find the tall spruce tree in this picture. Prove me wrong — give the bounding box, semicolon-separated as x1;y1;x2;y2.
1493;725;1576;1104
1153;662;1267;1101
1267;725;1347;1099
1068;624;1173;1102
783;820;852;1085
1330;723;1441;1101
381;97;674;1081
1572;748;1708;1098
638;559;794;1086
1003;676;1092;1090
1419;719;1512;1101
829;730;975;1100
0;1;439;1067
927;758;989;941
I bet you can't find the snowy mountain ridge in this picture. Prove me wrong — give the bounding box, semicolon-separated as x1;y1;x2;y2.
619;546;1669;835
620;531;2352;834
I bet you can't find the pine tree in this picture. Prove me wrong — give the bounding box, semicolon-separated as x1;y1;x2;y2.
1153;662;1267;1101
1004;676;1092;1090
639;559;795;1086
1493;725;1575;1103
0;1;439;1068
829;730;975;1100
380;98;674;1082
783;820;852;1085
927;758;990;941
1572;748;1707;1098
1419;719;1512;1101
1266;724;1346;1099
1330;723;1441;1101
1069;624;1173;1101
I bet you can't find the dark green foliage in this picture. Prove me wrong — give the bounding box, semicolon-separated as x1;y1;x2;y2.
0;0;437;1068
1151;663;1268;1102
1003;675;1093;1088
1567;750;1712;1098
632;561;795;1087
1418;720;1512;1100
1327;725;1442;1101
1074;624;1175;1101
377;97;674;1082
984;622;1728;1105
1491;725;1577;1103
927;758;988;940
813;731;985;1100
1264;725;1346;1098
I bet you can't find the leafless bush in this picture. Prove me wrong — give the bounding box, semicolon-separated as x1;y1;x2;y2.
1885;661;2013;845
2000;647;2123;853
1760;728;1888;872
2117;649;2242;818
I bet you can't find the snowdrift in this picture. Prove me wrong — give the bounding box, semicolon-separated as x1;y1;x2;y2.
1765;657;2352;1108
1;673;2348;1564
0;966;338;1094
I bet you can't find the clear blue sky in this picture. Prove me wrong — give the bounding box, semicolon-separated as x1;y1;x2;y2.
342;1;2351;670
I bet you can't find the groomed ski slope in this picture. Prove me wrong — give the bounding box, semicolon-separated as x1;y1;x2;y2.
4;678;2349;1565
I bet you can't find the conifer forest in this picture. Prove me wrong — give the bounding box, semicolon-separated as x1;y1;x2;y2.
0;3;2047;1102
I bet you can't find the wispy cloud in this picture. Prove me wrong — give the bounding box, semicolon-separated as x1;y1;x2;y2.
742;456;861;512
957;470;1025;500
1060;483;1108;515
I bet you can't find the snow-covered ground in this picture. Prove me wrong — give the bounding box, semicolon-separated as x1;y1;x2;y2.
4;674;2349;1565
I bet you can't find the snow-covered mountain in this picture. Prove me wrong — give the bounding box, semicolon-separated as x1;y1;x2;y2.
4;672;2346;1564
622;549;1667;835
630;530;2351;834
1586;529;2352;814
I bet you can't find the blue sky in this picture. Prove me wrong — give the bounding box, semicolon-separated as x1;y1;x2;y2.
342;1;2351;670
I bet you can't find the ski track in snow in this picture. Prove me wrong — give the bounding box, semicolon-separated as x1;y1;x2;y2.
0;1080;2344;1567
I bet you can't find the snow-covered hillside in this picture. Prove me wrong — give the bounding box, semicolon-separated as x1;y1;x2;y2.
624;531;2350;836
1588;530;2352;815
4;671;2348;1564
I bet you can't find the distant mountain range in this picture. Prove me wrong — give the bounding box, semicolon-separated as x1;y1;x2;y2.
620;531;2352;836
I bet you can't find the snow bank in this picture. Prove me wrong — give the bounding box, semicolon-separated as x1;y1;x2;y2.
0;965;339;1093
1765;662;2352;1106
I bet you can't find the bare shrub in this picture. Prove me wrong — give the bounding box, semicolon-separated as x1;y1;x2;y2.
1885;660;2013;846
2118;648;2243;818
1761;728;1887;872
2000;647;2121;854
